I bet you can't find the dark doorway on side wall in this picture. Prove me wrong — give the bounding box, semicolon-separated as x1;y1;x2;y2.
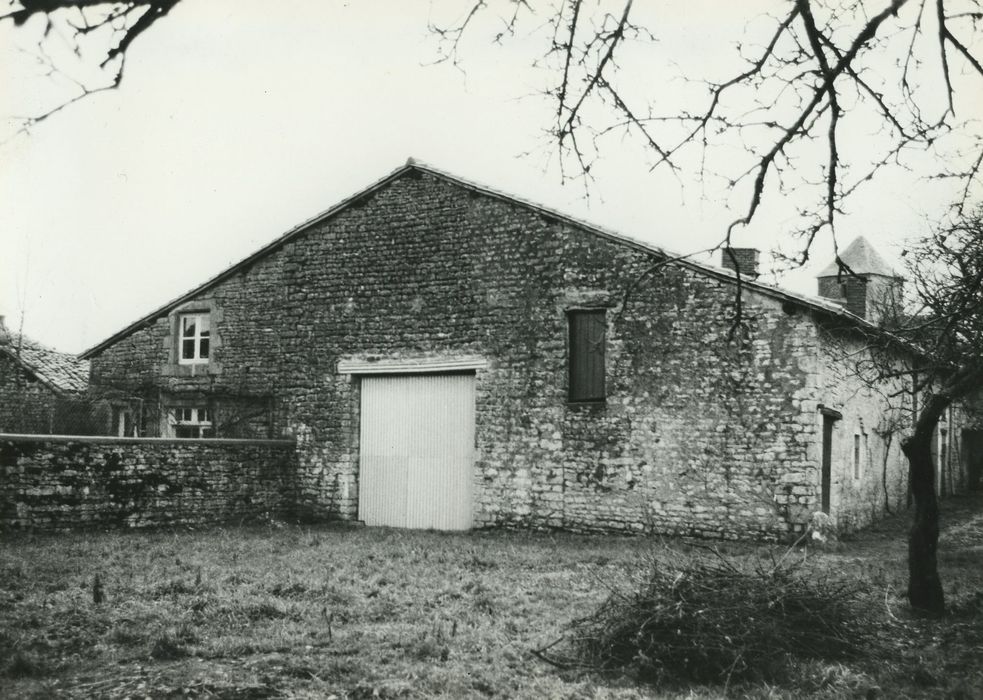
961;429;983;490
819;407;842;514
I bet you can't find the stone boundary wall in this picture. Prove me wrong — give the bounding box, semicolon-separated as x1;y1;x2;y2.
0;434;297;531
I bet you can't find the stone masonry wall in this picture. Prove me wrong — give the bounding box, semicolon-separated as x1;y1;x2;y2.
89;169;849;540
0;352;57;434
810;325;913;532
0;435;297;531
811;325;977;532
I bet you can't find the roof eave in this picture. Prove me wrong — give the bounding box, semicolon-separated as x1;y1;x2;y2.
80;162;418;359
81;158;882;357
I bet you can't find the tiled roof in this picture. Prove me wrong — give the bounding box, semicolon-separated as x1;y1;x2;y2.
0;331;90;393
82;158;882;358
817;236;899;277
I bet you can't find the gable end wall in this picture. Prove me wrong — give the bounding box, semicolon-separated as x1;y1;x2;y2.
89;173;864;539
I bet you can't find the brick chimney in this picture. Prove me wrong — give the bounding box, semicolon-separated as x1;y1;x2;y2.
721;248;760;279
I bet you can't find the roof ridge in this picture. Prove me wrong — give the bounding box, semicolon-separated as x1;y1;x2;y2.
81;158;874;358
403;160;864;320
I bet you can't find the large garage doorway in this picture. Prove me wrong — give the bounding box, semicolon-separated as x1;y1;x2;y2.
358;373;476;530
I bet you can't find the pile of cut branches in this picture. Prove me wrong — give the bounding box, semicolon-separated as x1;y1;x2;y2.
535;548;883;685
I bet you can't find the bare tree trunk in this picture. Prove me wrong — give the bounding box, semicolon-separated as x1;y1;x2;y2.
901;392;949;616
902;432;944;615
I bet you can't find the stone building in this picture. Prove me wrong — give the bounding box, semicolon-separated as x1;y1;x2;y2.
0;317;90;434
79;160;971;539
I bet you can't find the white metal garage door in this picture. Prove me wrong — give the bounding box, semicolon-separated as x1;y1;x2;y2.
358;373;475;530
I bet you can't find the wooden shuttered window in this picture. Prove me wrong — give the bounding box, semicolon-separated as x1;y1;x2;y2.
568;310;606;402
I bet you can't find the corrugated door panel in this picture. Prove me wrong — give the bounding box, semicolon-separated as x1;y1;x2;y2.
358;374;475;530
358;376;412;528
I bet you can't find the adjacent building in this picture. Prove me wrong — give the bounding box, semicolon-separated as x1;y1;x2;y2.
0;318;90;434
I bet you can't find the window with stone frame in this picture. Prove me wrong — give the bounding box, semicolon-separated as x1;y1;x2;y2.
568;309;606;402
178;313;210;364
171;407;214;438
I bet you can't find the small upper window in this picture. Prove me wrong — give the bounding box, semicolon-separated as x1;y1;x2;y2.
568;309;606;402
172;407;214;438
178;313;210;364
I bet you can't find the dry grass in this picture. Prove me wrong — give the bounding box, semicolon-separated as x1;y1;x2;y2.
0;494;981;699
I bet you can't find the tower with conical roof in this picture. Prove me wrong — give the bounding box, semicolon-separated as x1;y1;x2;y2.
816;236;903;324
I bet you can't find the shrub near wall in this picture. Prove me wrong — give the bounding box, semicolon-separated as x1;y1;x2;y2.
0;436;297;530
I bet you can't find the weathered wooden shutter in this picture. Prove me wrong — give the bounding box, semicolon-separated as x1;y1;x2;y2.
568;310;606;402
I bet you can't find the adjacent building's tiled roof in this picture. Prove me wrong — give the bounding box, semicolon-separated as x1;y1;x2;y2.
81;158;880;358
817;235;899;277
0;330;90;393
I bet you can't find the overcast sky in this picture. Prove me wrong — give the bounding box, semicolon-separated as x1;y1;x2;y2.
1;0;978;353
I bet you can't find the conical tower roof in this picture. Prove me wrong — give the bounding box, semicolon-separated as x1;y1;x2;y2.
817;236;899;277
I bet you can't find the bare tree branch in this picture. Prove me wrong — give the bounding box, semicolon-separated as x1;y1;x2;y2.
430;0;983;271
2;0;178;136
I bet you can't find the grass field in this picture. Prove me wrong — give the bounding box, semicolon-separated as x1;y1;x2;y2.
1;494;981;699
